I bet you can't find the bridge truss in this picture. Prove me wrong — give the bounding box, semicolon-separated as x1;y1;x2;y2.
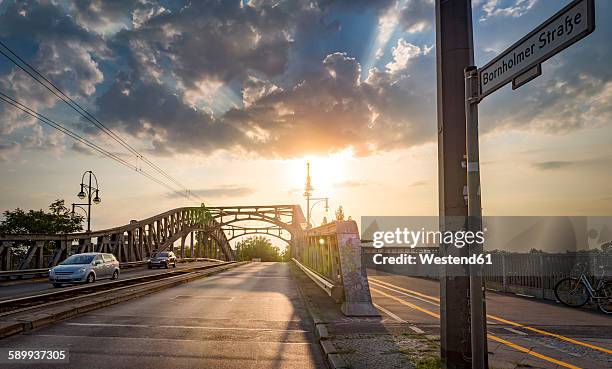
0;205;306;270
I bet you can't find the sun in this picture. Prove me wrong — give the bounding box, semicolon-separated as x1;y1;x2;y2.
286;149;354;195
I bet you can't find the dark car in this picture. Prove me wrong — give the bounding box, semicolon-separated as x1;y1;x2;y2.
148;251;177;269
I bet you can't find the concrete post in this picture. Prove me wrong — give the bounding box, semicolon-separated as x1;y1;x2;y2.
190;232;194;258
37;243;44;269
196;232;201;258
180;236;186;259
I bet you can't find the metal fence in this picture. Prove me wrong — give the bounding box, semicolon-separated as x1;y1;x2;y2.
363;246;612;301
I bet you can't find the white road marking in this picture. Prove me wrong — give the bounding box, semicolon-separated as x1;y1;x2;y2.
504;327;527;336
32;334;314;345
374;301;427;335
64;322;310;333
409;325;425;334
373;303;406;323
86;313;304;322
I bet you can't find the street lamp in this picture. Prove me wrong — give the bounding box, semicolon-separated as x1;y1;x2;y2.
303;161;329;229
71;170;101;232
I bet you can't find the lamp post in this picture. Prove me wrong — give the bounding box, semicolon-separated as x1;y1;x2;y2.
303;161;329;229
72;170;101;232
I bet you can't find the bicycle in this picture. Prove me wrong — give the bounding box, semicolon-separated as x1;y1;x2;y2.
554;266;611;314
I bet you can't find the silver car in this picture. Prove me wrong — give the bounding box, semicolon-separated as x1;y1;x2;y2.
49;252;120;287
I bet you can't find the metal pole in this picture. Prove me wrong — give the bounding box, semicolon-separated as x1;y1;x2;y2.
305;162;311;229
435;1;474;367
465;66;488;369
87;171;92;232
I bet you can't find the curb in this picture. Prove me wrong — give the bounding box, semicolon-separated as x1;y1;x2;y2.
290;264;349;369
0;262;247;339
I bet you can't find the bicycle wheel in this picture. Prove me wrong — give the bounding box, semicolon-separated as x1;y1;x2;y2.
554;278;589;307
596;282;612;314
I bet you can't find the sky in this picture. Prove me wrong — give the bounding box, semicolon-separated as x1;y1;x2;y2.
0;0;611;244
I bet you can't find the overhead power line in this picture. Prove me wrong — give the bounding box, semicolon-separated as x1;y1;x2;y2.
0;40;202;202
0;91;198;200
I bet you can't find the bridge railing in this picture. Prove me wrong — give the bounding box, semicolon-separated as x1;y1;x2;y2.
294;220;379;316
0;207;235;271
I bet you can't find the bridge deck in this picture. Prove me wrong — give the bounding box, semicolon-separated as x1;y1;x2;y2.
0;263;326;369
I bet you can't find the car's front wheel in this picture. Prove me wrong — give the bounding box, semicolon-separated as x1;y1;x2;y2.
86;273;95;284
111;270;119;280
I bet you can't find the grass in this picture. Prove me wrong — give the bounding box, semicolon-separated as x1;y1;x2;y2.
415;357;442;369
335;348;357;355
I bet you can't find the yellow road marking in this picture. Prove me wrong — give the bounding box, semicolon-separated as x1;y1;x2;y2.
369;278;612;355
370;287;583;369
370;278;439;302
487;335;581;369
372;288;440;319
487;314;612;355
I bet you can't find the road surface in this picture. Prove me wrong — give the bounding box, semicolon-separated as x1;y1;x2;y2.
0;262;326;369
368;271;612;369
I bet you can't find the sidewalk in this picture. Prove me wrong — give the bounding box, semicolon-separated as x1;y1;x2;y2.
291;264;441;369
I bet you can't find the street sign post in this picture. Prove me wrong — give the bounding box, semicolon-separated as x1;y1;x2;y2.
462;1;595;368
479;0;595;99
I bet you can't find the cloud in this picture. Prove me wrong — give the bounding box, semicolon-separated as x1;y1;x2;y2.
168;185;256;199
399;0;434;33
532;161;573;170
407;179;428;187
478;0;538;21
0;141;20;161
68;0;168;34
22;125;65;154
336;179;371;188
0;1;107;136
242;76;281;108
94;74;242;156
531;157;612;171
5;0;606;164
218;51;435;157
385;38;432;73
0;0;439;160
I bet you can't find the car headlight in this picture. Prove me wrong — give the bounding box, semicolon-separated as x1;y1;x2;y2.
78;267;86;273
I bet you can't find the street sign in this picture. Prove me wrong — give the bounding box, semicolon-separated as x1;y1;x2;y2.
512;64;542;90
479;0;595;99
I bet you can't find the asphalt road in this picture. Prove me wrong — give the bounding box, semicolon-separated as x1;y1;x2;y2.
368;271;612;369
0;261;218;301
0;262;326;369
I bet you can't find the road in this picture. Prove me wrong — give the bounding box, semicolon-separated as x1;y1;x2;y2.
368;272;612;369
0;262;326;369
0;261;218;301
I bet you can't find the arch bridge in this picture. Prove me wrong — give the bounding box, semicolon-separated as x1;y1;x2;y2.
0;204;377;316
0;205;306;270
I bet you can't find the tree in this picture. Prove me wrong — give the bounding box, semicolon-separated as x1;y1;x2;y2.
0;199;84;235
235;236;286;262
